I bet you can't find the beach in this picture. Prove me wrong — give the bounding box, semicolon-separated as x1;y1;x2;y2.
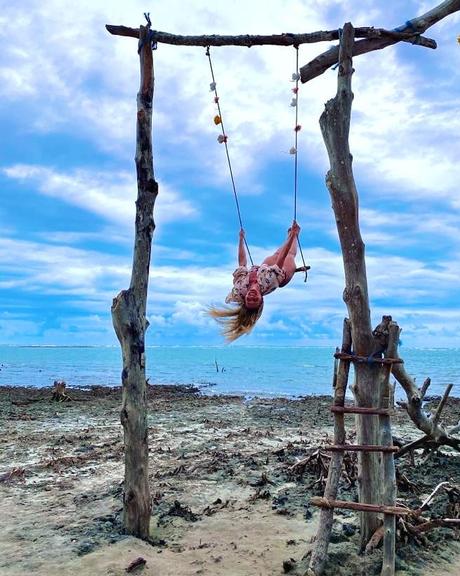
1;384;459;576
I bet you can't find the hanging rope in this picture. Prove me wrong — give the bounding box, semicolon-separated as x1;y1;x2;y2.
292;47;301;222
291;46;309;282
206;47;253;266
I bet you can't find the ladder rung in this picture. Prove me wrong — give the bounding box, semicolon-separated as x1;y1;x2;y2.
310;496;410;516
324;444;399;453
331;406;391;416
334;352;403;365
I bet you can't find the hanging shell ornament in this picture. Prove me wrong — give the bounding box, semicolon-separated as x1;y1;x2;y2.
289;147;297;155
214;115;222;125
291;72;300;81
294;125;302;132
290;97;297;107
214;96;219;103
210;81;216;91
217;134;228;143
292;87;299;94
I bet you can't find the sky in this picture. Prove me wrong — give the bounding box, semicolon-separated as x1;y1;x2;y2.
0;0;459;347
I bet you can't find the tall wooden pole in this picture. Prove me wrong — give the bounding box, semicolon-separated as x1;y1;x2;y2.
111;22;157;538
319;22;381;546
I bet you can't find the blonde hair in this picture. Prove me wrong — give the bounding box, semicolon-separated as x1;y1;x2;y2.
208;302;264;342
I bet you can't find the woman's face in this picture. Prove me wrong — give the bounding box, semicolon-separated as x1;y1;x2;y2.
245;284;262;309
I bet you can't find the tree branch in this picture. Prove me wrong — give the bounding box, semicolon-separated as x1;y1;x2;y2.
419;481;451;511
105;25;435;48
300;0;460;83
387;321;460;455
432;383;453;427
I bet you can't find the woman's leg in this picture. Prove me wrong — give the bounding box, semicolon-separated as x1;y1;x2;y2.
263;231;298;287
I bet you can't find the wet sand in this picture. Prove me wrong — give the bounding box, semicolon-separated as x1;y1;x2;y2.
0;385;459;575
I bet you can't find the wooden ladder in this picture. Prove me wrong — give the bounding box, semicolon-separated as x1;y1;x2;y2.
308;321;405;576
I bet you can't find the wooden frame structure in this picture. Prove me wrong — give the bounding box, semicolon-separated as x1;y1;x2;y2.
106;2;460;573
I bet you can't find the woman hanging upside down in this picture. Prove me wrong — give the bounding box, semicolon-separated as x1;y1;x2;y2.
209;221;303;342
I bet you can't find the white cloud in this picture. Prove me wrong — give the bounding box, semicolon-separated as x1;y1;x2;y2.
0;312;42;340
1;1;460;346
1;0;458;202
0;237;129;298
170;300;209;327
2;164;198;227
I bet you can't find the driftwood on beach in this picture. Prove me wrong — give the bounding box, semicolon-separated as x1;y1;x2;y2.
51;380;71;402
2;386;459;575
110;22;157;539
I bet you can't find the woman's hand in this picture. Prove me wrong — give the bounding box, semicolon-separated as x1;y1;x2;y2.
291;221;301;236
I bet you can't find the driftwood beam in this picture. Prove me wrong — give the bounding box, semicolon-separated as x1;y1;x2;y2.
394;434;429;459
105;25;435;48
331;405;391;415
319;22;385;546
111;22;157;539
300;0;460;83
320;24;373;353
324;444;399;453
310;497;411;516
379;331;397;576
413;518;460;533
334;352;403;365
300;36;434;84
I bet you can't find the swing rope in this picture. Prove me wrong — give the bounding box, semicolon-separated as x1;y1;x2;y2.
207;45;309;281
206;46;254;266
293;47;300;223
291;46;309;282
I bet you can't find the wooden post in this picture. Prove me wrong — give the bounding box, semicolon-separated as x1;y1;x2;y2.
319;22;381;546
308;319;352;575
380;330;398;576
111;22;158;539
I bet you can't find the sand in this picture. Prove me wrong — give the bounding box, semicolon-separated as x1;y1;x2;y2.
0;384;459;576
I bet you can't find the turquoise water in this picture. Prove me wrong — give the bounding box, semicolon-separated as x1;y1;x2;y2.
0;345;458;398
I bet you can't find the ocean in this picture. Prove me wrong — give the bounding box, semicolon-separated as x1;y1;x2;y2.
0;345;458;399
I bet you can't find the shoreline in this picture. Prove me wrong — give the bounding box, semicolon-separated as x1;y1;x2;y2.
3;382;459;403
1;385;459;575
2;344;459;400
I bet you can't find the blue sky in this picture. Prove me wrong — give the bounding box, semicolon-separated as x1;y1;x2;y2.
1;0;459;347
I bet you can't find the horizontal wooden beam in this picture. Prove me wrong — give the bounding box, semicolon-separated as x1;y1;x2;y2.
105;25;435;48
301;0;460;83
310;496;411;516
331;406;391;415
334;352;403;365
324;444;399;453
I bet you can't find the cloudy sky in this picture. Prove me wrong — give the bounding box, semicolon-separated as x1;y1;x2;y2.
1;0;459;347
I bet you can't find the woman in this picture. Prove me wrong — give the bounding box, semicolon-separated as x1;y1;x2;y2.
209;221;303;341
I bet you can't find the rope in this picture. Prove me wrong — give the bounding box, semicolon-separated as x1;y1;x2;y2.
206;47;253;266
292;46;308;282
293;46;300;223
137;13;158;53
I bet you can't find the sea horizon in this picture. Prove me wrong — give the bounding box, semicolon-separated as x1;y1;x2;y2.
0;344;458;399
3;343;460;350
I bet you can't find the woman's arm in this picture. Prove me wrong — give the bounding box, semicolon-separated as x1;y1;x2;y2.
238;229;247;267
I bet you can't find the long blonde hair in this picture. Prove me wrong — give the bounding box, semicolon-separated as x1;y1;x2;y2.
208;302;264;342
